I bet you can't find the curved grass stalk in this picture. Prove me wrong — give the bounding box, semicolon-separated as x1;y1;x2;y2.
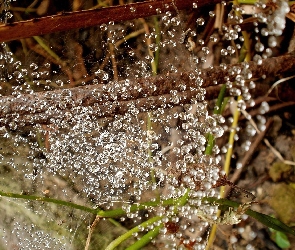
105;216;163;250
205;95;242;249
0;190;97;214
153;16;161;75
99;189;190;218
265;75;295;97
0;189;189;218
205;84;227;155
222;95;243;177
115;28;146;48
125;224;163;250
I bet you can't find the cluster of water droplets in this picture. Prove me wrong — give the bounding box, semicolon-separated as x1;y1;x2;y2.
0;0;14;23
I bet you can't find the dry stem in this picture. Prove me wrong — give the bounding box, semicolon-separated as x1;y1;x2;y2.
0;0;223;43
1;52;295;127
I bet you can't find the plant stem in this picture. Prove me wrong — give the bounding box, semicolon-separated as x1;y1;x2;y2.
0;190;97;214
105;216;163;250
205;84;227;155
115;28;145;48
213;84;227;114
0;188;190;219
2;51;295;127
205;133;215;155
153;16;160;74
0;0;225;42
98;189;190;217
125;224;163;250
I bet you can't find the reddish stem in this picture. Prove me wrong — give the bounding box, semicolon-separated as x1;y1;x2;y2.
0;0;223;42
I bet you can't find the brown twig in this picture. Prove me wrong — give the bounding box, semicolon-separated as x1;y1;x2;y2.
0;0;224;43
1;52;295;127
0;85;221;128
85;215;100;250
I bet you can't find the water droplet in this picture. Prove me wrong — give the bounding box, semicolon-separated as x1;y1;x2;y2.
221;49;228;56
229;87;241;96
202;47;210;55
261;28;269;36
209;11;215;17
30;63;38;70
100;23;107;31
253;54;262;65
13;71;22;79
13;61;21;69
227;46;235;55
5;12;13;20
234;25;241;32
255;42;264;52
264;48;272;57
198;39;204;45
259;101;269;114
56;80;63;86
171;17;180;26
196;18;205;26
209;34;218;43
268;36;277;48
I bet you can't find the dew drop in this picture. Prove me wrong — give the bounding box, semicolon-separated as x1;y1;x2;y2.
255;42;264;52
100;23;107;31
30;63;38;70
258;101;269;114
196;18;205;26
268;36;277;48
253;54;262;65
221;49;228;56
209;11;215;17
209;34;218;43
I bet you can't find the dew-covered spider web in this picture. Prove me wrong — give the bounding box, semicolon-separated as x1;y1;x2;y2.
0;0;291;249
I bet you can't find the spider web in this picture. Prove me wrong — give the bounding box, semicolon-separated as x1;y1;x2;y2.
0;0;289;249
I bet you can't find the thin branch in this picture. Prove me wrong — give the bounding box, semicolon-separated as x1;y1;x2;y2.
1;52;295;127
0;0;223;43
85;215;100;250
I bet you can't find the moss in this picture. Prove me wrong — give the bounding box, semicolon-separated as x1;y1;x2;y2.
269;162;292;182
268;183;295;225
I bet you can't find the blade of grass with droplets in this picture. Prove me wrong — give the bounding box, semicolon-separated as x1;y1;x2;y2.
205;84;227;155
105;216;163;250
